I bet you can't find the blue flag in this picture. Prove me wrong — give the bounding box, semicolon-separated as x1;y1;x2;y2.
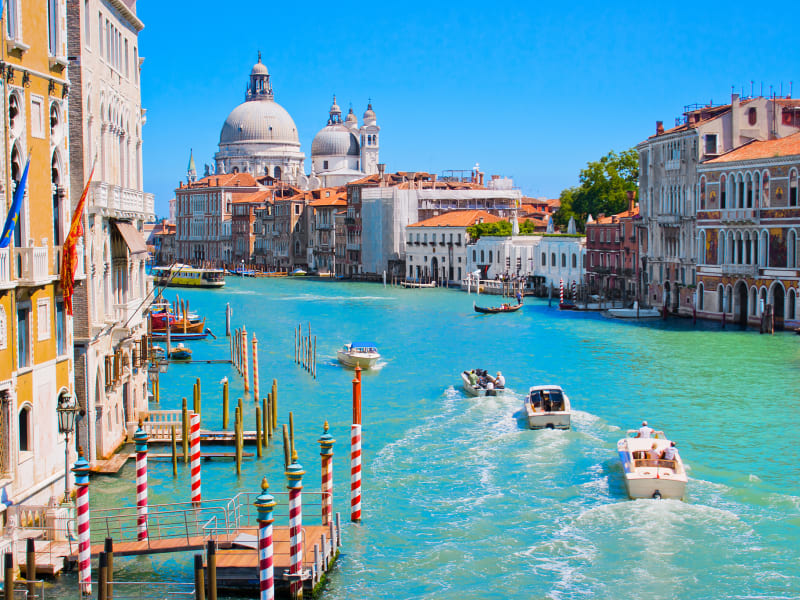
0;157;30;248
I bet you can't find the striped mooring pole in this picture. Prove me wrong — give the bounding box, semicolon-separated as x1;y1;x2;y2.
559;278;564;305
318;422;335;526
286;451;305;599
190;413;201;504
350;366;362;523
72;449;92;597
255;477;276;600
134;422;149;541
252;334;260;401
572;280;577;300
242;326;249;393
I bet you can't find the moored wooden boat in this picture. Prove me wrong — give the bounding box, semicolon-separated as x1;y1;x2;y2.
169;344;192;361
152;318;206;334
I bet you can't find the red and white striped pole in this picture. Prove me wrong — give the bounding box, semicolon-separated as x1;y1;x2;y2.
242;326;249;393
254;477;276;600
190;413;201;504
134;422;149;541
252;334;260;401
72;449;92;597
559;278;564;306
350;366;362;522
318;422;335;526
285;451;305;599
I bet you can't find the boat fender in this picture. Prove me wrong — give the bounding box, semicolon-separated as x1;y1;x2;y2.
652;490;662;500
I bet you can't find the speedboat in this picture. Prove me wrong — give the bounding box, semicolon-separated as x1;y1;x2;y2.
461;370;506;397
617;430;687;500
525;385;571;429
606;301;661;319
337;342;380;369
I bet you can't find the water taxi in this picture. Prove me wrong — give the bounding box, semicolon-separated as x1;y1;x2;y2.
461;370;506;397
606;302;661;319
152;264;225;289
337;342;380;369
525;385;571;429
617;430;687;500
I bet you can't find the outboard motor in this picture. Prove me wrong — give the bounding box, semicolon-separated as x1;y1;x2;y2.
652;490;662;500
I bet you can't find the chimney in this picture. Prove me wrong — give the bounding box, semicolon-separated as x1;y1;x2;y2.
626;189;635;213
656;121;664;135
731;93;740;147
479;172;484;186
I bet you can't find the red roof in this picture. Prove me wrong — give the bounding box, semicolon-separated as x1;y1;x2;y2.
408;210;502;228
705;131;800;163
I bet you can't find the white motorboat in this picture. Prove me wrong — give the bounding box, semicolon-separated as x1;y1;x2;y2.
460;370;506;397
524;385;571;429
606;301;661;319
337;342;380;369
617;430;687;500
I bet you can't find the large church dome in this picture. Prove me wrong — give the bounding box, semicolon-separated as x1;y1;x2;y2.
220;101;300;145
312;124;359;156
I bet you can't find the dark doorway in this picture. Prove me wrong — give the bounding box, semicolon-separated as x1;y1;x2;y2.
737;282;748;328
773;285;785;331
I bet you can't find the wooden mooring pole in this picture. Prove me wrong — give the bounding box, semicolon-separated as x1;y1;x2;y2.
105;537;114;600
222;379;229;430
171;426;178;477
256;405;263;458
193;554;205;600
25;538;35;599
206;540;217;600
98;552;108;600
4;552;14;600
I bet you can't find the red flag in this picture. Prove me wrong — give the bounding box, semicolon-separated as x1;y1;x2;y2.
61;166;95;315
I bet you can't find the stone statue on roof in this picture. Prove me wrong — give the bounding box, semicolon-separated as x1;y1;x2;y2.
567;216;576;234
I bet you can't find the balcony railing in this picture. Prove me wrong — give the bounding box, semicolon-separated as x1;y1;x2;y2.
90;182;155;217
720;208;759;224
721;263;759;277
115;298;144;328
15;247;49;284
0;247;11;288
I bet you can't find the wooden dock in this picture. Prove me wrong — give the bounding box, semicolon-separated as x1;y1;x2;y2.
91;449;134;474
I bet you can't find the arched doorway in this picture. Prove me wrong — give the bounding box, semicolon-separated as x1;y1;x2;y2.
664;281;671;310
736;281;748;328
431;257;438;282
773;283;785;331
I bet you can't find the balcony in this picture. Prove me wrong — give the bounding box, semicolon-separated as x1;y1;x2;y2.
656;214;680;225
15;247;50;285
721;263;759;278
346;243;360;251
90;182;155;218
114;299;144;329
720;208;759;224
316;223;333;231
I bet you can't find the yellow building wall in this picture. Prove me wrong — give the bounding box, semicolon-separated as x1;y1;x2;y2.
0;293;13;382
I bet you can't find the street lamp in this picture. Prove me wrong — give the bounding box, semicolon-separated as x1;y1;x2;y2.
56;391;80;502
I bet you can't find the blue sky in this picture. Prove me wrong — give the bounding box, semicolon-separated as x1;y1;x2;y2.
137;1;797;218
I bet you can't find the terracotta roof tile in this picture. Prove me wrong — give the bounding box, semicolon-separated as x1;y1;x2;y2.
407;210;502;228
705;131;800;163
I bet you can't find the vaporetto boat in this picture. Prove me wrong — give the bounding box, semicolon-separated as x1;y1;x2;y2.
524;385;571;429
152;264;226;289
617;430;687;500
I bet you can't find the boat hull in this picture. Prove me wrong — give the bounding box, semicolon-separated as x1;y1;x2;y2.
606;308;661;319
337;351;379;369
461;373;505;397
617;435;688;500
526;409;571;429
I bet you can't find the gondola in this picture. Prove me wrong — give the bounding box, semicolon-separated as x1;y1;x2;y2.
473;301;522;314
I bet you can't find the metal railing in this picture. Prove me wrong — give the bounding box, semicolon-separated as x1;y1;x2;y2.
90;581;194;599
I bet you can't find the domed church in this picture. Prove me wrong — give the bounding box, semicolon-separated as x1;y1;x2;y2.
309;97;381;188
213;55;381;189
214;53;306;183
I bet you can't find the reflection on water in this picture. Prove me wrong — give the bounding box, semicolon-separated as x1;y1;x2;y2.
50;278;800;599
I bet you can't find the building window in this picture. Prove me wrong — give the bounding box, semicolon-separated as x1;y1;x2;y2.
37;298;51;341
747;107;757;126
790;170;798;207
18;405;31;452
704;134;717;155
0;306;6;350
572;254;577;268
17;306;30;368
551;253;555;267
6;0;21;40
47;0;60;56
561;253;566;267
720;174;726;209
541;252;546;266
30;96;45;138
56;300;66;355
323;160;328;170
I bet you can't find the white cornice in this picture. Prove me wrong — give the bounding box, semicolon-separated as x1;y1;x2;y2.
108;0;144;32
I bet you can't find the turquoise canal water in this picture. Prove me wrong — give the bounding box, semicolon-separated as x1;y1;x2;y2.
51;278;799;599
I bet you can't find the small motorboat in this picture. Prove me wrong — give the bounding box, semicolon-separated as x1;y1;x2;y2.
525;385;571;429
461;370;506;397
289;268;307;276
617;430;687;500
151;345;166;358
473;301;522;314
606;302;661;319
169;343;192;361
337;342;380;369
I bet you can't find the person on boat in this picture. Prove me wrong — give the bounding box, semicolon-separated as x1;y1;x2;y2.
495;371;505;388
647;442;660;460
516;291;522;304
468;370;479;387
660;441;677;461
636;421;654;438
485;379;495;395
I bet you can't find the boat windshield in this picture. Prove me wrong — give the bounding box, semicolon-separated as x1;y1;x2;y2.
529;389;564;411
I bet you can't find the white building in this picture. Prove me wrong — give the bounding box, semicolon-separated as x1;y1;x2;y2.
68;0;155;462
310;98;379;188
405;211;500;283
214;55;305;184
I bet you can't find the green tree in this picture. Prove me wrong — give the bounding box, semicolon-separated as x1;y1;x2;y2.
554;148;638;232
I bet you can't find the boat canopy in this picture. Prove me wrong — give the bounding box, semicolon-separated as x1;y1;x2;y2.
350;342;378;351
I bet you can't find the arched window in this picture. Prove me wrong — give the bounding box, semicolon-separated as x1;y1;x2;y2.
274;166;282;180
19;404;32;452
726;285;733;313
751;287;758;316
762;171;770;207
760;230;769;267
551;252;556;267
699;177;706;209
748;107;757;126
561;253;566;267
541;252;546;266
698;230;706;264
571;254;577;268
789;289;797;320
746;172;753;208
717;284;724;312
790;170;798;207
488;250;493;263
737;174;745;209
754;171;761;206
719;174;726;209
789;230;797;268
717;230;724;264
697;282;704;310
